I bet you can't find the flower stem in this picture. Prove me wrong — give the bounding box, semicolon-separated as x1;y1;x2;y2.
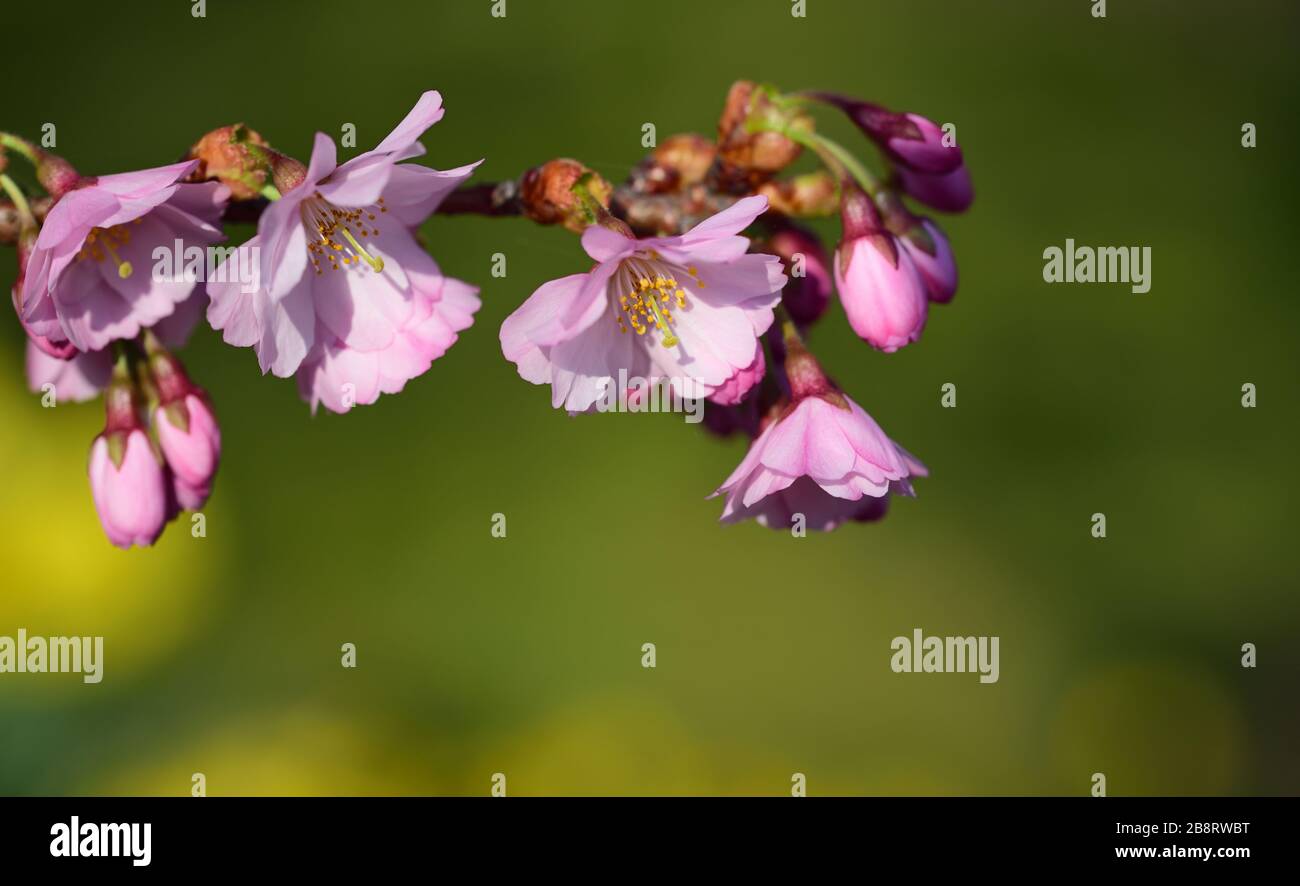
774;302;803;351
0;173;36;233
0;133;42;167
748;115;882;198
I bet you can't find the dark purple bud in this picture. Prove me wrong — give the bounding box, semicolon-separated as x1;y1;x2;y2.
809;93;962;175
767;224;832;326
896;164;974;214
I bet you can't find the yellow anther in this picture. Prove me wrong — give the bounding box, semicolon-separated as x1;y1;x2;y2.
101;236;133;278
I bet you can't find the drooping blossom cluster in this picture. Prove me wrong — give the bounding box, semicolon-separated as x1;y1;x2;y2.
2;79;970;547
2;91;481;547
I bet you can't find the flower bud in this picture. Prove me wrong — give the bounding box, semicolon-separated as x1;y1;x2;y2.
757;171;838;217
267;149;308;194
35;152;81;199
630;134;716;194
834;184;927;352
88;363;167;549
145;337;221;493
811;94;962;175
654;134;716;189
896;164;974;214
712;81;804;193
186;124;270;200
89;429;168;549
155;394;221;493
878;191;957;303
766;224;832;325
171;475;211;514
520;159;611;233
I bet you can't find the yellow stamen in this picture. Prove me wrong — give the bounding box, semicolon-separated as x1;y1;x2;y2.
644;291;678;347
340;227;384;272
102;239;133;278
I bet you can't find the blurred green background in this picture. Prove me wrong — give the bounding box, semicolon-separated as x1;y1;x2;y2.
1;0;1297;796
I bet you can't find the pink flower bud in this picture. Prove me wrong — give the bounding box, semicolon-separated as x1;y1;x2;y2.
877;192;958;304
155;394;221;491
88;429;167;549
898;218;958;304
171;475;211;513
885;114;961;175
809;94;962;175
35;152;81;199
835;186;927;353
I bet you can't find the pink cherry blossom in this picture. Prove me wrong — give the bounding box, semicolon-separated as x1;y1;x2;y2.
720;476;895;531
296;276;480;413
207;91;482;414
23;289;210;403
20;162;228;352
708;342;765;406
713;388;926;530
500;195;786;412
25;342;112;403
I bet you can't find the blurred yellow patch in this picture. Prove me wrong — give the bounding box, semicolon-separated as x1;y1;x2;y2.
95;707;446;796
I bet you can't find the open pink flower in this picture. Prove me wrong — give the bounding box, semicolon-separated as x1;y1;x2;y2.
207;91;481;414
721;476;896;531
25;342;112;403
712;349;926;530
707;342;765;406
20;161;227;352
23;288;209;403
500;195;786;411
296;276;480;413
